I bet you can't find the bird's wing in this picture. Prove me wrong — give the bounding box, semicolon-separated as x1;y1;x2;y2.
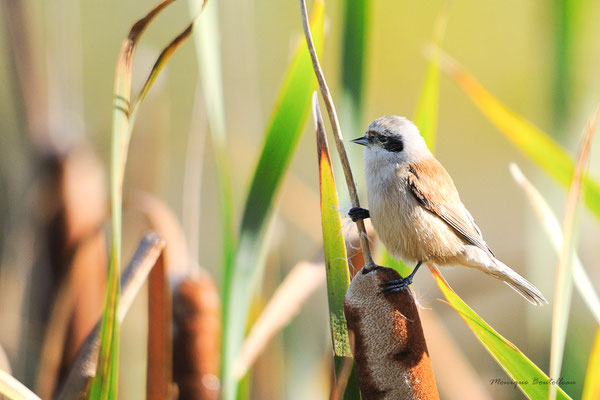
406;159;495;257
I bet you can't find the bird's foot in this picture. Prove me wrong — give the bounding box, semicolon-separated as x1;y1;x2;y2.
378;261;422;295
348;207;370;222
378;277;413;295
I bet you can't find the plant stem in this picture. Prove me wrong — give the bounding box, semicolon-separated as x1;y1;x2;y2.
299;0;374;267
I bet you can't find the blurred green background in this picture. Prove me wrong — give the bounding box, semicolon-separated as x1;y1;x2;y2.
1;0;599;399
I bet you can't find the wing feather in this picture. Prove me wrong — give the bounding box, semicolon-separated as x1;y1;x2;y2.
407;161;494;257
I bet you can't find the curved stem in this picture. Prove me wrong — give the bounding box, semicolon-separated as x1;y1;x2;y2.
299;0;374;267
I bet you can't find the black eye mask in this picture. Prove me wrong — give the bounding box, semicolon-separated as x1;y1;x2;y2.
381;134;404;152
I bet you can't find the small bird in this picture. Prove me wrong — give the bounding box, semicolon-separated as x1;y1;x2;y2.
349;116;547;305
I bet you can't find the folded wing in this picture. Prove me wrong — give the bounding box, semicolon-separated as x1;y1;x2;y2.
406;159;494;257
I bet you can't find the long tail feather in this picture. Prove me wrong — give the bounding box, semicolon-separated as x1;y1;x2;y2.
494;259;548;306
460;246;548;305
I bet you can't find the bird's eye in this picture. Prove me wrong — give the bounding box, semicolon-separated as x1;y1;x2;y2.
379;136;388;143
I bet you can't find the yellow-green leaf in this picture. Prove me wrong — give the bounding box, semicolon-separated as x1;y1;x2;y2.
438;51;600;221
313;94;361;400
428;264;572;400
582;328;600;400
314;93;352;359
379;249;411;277
414;0;449;151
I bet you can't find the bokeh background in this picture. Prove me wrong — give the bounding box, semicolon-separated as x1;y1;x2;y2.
1;0;599;399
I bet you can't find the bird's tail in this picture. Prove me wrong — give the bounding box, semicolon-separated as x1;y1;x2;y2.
460;246;548;305
492;259;548;306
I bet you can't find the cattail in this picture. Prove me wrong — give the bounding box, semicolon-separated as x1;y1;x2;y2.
344;267;439;399
173;272;221;400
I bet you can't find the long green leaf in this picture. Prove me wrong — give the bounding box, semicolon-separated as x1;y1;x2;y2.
428;264;571;400
0;371;40;400
510;163;600;324
313;94;360;400
339;0;369;140
336;0;370;203
549;106;599;400
89;1;202;398
315;95;352;359
437;50;600;221
414;0;449;151
380;4;449;276
220;4;325;399
551;0;581;135
186;5;240;388
340;0;369;114
582;328;600;400
187;0;237;308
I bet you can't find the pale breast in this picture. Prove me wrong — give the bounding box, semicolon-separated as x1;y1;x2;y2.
366;164;464;265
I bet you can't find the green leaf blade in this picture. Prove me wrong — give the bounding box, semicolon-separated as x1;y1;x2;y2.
379;249;411;277
339;0;369;132
341;0;369;109
317;127;352;359
220;3;325;399
89;33;133;400
413;0;449;151
90;1;202;398
240;2;324;233
313;94;359;400
429;265;572;400
187;0;237;305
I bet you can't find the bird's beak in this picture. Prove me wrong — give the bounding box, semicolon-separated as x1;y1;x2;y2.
351;135;369;146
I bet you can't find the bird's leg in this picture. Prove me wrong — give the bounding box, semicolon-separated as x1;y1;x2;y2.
348;206;375;274
348;207;370;222
378;261;422;295
361;263;384;274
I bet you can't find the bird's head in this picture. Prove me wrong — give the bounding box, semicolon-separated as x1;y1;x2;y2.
351;116;431;165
